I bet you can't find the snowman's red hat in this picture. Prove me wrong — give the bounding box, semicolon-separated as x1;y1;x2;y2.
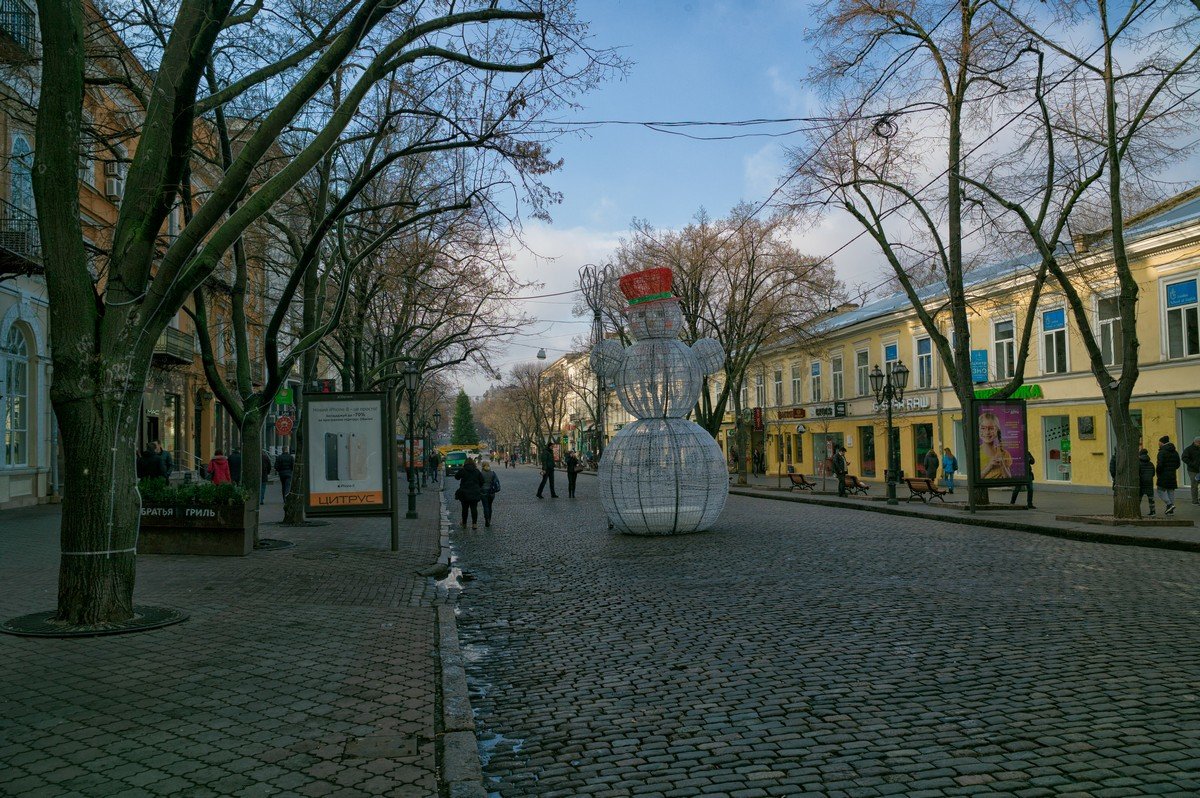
619;268;674;306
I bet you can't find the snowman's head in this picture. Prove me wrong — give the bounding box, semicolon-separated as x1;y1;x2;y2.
626;297;683;339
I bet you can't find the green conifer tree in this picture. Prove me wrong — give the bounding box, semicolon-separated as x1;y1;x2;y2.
451;389;480;445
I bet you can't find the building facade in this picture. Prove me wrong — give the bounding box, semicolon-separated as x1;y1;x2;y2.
720;190;1200;493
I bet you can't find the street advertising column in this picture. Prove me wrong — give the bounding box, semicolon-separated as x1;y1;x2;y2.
304;392;392;517
972;398;1029;487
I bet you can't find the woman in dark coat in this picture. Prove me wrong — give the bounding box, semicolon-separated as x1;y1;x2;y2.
455;458;486;529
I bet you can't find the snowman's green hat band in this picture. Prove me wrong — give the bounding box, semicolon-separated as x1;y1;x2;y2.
627;291;673;305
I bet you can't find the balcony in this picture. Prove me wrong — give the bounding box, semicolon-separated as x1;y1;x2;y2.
153;326;195;365
0;0;35;61
0;196;40;277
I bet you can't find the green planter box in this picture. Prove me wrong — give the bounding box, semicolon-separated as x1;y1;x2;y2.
139;502;255;556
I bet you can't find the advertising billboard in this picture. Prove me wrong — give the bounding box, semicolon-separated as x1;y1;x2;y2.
973;398;1029;487
305;392;392;516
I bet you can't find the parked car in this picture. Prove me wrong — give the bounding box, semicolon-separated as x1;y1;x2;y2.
444;451;468;477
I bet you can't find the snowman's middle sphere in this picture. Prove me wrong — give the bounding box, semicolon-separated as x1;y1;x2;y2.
614;339;703;418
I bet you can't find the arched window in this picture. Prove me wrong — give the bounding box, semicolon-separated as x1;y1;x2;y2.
2;326;29;466
9;134;34;215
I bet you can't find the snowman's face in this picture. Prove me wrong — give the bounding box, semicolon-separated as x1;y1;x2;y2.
628;299;683;339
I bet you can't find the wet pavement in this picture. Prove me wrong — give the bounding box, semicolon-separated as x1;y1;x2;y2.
453;467;1200;797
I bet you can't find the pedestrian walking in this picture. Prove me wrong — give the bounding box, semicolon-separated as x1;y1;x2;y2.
207;449;232;484
941;447;958;494
137;447;166;480
274;447;295;500
480;461;501;528
1009;451;1035;506
1136;448;1157;516
260;451;272;505
455;457;486;528
922;447;940;484
228;447;242;483
1156;435;1182;515
429;450;440;483
151;440;173;478
566;450;581;498
536;442;558;498
832;445;848;497
1182;436;1200;505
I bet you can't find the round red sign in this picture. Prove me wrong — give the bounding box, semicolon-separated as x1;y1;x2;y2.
274;416;294;436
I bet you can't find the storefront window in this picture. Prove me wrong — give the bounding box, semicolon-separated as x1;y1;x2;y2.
1043;414;1072;481
913;423;934;477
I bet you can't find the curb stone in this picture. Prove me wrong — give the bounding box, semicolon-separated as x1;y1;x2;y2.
436;488;487;798
728;487;1200;553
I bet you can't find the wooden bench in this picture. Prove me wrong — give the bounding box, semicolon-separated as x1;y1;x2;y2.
843;475;871;496
904;476;948;503
788;472;817;491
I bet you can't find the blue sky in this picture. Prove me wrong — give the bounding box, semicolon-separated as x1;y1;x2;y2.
471;0;881;394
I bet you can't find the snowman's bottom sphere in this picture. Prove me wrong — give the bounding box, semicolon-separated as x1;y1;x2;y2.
599;418;728;535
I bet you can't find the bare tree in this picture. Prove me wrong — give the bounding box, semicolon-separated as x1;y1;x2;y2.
33;0;615;625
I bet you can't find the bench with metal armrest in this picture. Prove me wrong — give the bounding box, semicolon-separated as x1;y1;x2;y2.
903;476;948;503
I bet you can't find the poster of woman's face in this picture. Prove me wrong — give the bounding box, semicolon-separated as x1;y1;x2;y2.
976;400;1027;484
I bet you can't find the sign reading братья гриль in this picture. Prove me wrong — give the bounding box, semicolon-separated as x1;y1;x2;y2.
304;394;388;513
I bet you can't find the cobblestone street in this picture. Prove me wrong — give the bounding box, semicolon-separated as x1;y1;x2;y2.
454;468;1200;797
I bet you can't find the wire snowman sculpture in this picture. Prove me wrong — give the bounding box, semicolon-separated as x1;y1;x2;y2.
590;268;728;534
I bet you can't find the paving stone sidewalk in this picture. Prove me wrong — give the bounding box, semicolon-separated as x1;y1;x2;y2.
0;479;449;798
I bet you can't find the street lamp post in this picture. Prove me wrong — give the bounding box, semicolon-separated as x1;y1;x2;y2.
404;362;419;519
870;360;910;505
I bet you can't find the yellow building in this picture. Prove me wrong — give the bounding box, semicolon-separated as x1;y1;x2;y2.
725;189;1200;494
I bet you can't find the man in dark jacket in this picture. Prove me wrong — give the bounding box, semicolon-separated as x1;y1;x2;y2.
274;447;295;500
137;447;166;480
228;448;243;483
1182;436;1200;506
832;445;848;497
151;441;173;478
536;442;558;499
1156;435;1182;515
566;450;581;498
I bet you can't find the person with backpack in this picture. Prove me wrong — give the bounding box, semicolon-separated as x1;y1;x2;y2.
941;447;958;494
480;461;501;528
455;457;486;529
1156;435;1182;516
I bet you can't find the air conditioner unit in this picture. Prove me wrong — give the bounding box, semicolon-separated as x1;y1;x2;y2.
104;161;122;177
105;177;123;201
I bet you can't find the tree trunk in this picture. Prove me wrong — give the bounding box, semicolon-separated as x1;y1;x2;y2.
1110;397;1142;519
54;389;142;625
239;408;264;543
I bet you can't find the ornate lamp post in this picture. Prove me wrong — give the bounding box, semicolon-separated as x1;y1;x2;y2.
404;361;419;519
870;360;910;505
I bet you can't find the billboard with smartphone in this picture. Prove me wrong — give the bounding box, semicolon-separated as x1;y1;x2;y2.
305;392;391;516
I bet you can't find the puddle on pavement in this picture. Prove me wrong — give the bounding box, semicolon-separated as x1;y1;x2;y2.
477;728;526;766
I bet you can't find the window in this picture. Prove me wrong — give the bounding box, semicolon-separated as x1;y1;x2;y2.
1165;278;1199;359
791;363;802;404
1042;308;1068;374
773;368;783;407
1098;297;1122;367
883;342;899;374
2;327;29;467
9;134;33;214
810;361;822;403
754;373;765;407
741;381;748;409
916;337;933;389
994;320;1015;380
855;349;869;396
831;355;844;401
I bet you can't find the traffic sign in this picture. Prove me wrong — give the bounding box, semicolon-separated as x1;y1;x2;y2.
274;415;294;436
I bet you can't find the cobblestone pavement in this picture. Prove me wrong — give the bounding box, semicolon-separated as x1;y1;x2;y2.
0;483;445;798
453;468;1200;797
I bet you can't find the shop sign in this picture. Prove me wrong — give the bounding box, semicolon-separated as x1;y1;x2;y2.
274;415;294;436
778;408;807;419
274;387;295;406
970;350;989;383
752;407;764;431
873;395;931;412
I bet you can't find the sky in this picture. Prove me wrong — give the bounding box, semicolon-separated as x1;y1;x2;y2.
462;0;887;397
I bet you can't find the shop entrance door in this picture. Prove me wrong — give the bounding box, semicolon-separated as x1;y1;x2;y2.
858;425;876;477
1043;415;1072;481
913;423;934;477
